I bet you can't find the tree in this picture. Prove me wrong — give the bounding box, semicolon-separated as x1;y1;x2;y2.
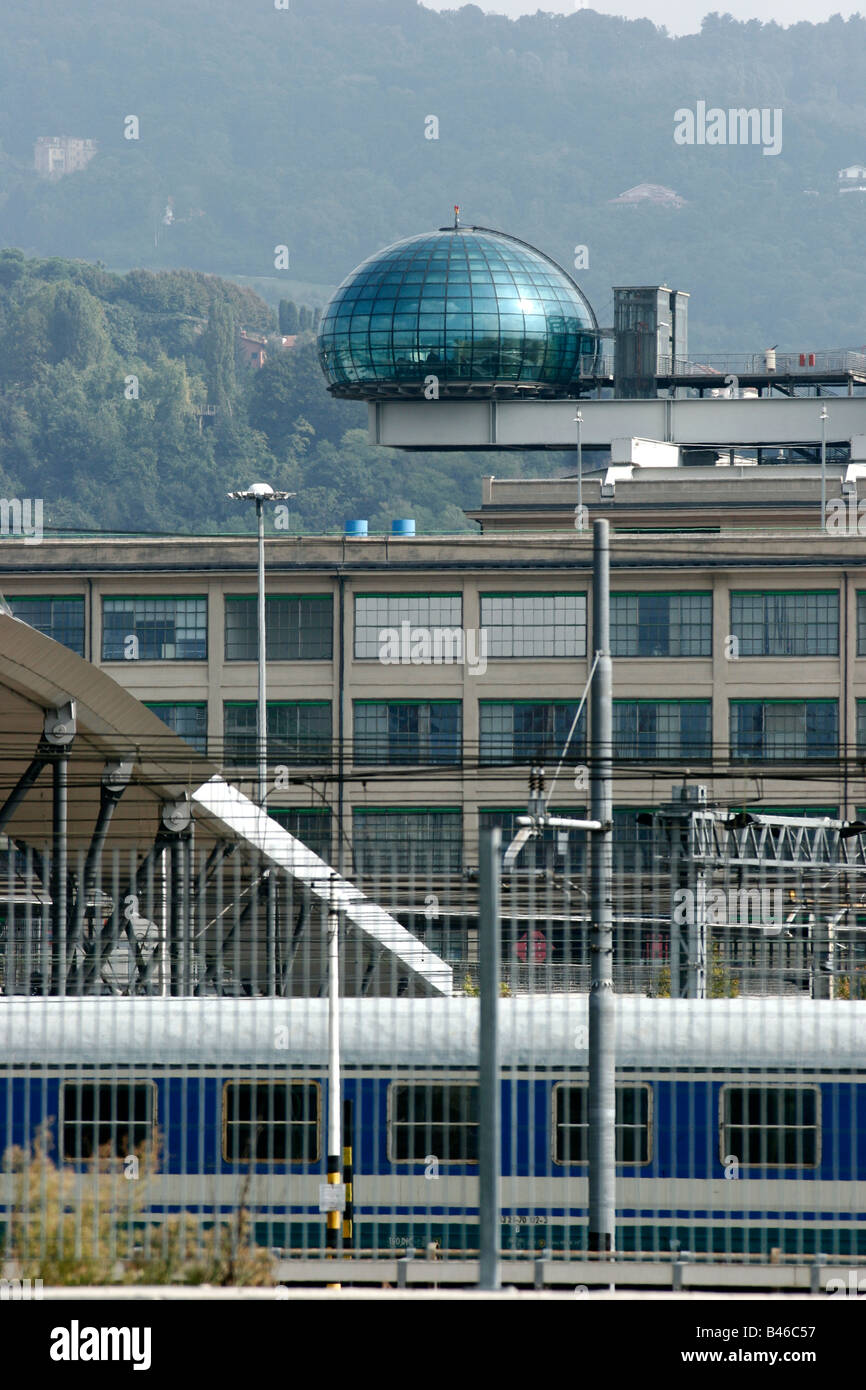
279;299;300;334
298;306;311;331
200;300;237;415
50;284;110;370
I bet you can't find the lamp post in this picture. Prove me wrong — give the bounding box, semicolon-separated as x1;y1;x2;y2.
575;410;584;531
820;407;829;533
227;484;295;806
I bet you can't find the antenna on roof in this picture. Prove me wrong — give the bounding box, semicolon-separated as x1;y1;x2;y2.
453;204;460;228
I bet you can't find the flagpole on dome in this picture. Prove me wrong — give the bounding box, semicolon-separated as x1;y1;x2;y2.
453;204;460;228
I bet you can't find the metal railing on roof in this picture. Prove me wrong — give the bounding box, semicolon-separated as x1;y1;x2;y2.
658;351;866;378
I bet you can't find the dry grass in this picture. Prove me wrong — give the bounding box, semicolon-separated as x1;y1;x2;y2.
2;1125;275;1286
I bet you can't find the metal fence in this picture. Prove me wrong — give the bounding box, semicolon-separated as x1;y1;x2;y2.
2;784;866;1285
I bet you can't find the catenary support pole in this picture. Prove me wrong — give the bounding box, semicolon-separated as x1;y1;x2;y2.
589;519;615;1253
326;897;342;1270
50;752;68;996
479;827;502;1290
256;496;267;808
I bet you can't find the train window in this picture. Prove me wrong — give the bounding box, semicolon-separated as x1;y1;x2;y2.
553;1084;652;1165
720;1086;820;1167
222;1082;319;1164
60;1082;155;1162
389;1083;479;1163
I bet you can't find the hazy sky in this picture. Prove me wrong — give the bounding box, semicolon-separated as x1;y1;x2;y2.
421;1;864;37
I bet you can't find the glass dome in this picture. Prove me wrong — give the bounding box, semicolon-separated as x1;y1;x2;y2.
318;221;600;399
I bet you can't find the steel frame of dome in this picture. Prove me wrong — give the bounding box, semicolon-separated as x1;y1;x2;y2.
318;223;601;401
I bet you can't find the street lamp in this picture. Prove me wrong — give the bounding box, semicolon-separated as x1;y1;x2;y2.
575;410;584;532
227;483;295;806
820;407;829;533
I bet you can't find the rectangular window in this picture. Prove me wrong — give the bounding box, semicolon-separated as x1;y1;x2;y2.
60;1082;155;1162
730;700;838;761
222;1081;319;1164
6;596;85;656
144;702;207;755
859;701;866;752
720;1086;819;1168
353;701;462;765
224;702;331;767
269;808;331;860
554;1084;651;1165
479;701;585;765
613;807;655;875
611;593;711;657
389;1083;478;1163
730;591;838;656
613;700;712;760
858;592;866;656
224;595;332;661
102;596;207;661
480;593;586;657
353;808;462;874
354;593;462;659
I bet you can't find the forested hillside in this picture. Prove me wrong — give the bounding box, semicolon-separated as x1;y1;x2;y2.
0;251;549;534
2;3;866;346
3;2;866;532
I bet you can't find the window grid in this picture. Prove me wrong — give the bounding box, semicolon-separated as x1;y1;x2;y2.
858;592;866;656
352;808;463;874
479;701;586;765
144;702;208;755
731;591;838;657
222;1082;319;1164
269;808;332;860
354;594;462;659
720;1086;819;1168
224;702;331;767
353;701;462;765
60;1082;155;1162
389;1083;479;1163
610;592;711;657
554;1084;651;1165
7;596;85;656
613;700;712;760
224;595;333;661
480;593;587;657
730;700;839;761
613;807;655;875
102;596;207;661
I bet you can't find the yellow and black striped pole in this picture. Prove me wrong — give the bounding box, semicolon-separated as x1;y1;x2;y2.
326;902;342;1285
342;1098;354;1250
326;1151;341;1253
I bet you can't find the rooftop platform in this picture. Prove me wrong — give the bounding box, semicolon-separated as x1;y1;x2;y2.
369;393;866;451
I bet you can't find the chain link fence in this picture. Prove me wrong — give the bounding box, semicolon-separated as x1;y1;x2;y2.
2;784;865;1282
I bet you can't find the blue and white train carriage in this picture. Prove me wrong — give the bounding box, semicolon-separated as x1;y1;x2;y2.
0;997;864;1257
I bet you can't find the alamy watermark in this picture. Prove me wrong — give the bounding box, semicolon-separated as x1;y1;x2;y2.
674;102;782;157
827;1270;866;1297
378;622;488;676
0;498;43;545
1;1276;43;1300
825;495;866;534
673;886;786;935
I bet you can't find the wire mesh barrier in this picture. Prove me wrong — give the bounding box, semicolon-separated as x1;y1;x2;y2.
1;787;866;1284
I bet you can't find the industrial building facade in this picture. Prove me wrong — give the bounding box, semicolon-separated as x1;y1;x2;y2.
2;475;864;887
